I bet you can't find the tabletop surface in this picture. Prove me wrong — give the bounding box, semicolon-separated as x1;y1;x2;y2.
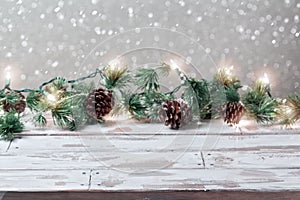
0;119;300;192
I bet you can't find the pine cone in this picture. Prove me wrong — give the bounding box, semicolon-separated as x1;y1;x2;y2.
2;91;26;113
162;99;192;129
85;87;113;120
222;102;244;125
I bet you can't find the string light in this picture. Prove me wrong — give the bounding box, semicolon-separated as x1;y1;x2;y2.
261;73;270;85
224;65;234;76
259;73;272;97
108;58;121;70
170;59;179;70
5;71;11;87
44;91;57;103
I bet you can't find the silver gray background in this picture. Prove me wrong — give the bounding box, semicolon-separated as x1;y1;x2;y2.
0;0;299;97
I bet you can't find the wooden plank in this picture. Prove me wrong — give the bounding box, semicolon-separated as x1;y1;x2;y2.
3;191;300;200
0;140;10;153
1;119;299;192
1;136;203;171
2;134;300;171
19;120;300;137
202;149;300;169
20;120;238;136
1;136;106;170
0;169;90;192
90;168;300;191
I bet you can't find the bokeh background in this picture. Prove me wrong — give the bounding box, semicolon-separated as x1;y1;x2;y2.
0;0;299;97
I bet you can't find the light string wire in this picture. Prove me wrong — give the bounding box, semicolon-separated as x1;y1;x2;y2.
0;68;104;95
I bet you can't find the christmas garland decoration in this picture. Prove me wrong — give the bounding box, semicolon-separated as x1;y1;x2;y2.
1;63;300;141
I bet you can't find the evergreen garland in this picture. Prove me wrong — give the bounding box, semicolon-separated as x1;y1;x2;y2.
0;62;299;141
0;112;24;141
242;80;278;124
277;94;300;126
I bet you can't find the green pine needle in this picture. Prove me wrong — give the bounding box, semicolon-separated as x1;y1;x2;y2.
135;64;170;93
183;78;212;119
253;80;270;95
242;89;278;124
214;67;241;89
4;92;20;106
0;112;24;141
52;77;67;90
71;82;95;94
277;94;300;126
225;85;240;103
128;93;149;120
127;92;172;121
136;68;160;92
51;98;76;131
33;113;47;127
101;65;131;91
208;81;227;116
26;91;43;112
51;110;76;131
68;94;96;127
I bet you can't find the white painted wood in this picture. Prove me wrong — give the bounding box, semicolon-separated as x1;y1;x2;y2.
202;150;300;169
0;169;90;192
90;168;300;191
0;119;300;191
0;140;10;153
3;134;300;171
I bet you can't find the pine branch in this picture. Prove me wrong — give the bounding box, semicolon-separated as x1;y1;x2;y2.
26;91;44;112
135;68;160;92
135;64;171;93
33;113;47;127
214;67;242;89
277;94;300;126
51;98;76;131
0;112;24;141
225;85;240;103
52;77;67;90
242;89;278;124
101;65;131;91
126;91;172;121
183;78;212;119
71;81;95;94
128;93;149;120
3;92;20;106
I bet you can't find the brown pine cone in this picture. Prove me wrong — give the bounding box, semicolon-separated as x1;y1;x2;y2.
85;87;113;120
162;99;191;129
2;91;26;113
222;101;244;125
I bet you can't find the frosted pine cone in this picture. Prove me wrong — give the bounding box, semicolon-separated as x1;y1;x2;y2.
2;91;26;113
222;101;244;125
162;99;192;129
85;87;113;120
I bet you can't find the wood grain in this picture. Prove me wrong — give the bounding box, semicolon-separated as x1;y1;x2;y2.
0;119;299;192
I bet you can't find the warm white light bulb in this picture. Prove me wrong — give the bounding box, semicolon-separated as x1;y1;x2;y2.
46;93;57;102
5;71;11;86
108;59;120;70
262;73;270;85
224;65;234;76
6;72;11;80
170;59;179;70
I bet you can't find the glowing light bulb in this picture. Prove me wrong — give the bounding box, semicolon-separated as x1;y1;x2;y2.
5;71;11;86
47;94;56;102
261;73;270;85
285;107;293;115
170;59;179;70
108;59;120;70
224;65;234;76
44;92;57;102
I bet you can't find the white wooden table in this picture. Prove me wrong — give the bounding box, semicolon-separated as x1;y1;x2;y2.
0;119;300;193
